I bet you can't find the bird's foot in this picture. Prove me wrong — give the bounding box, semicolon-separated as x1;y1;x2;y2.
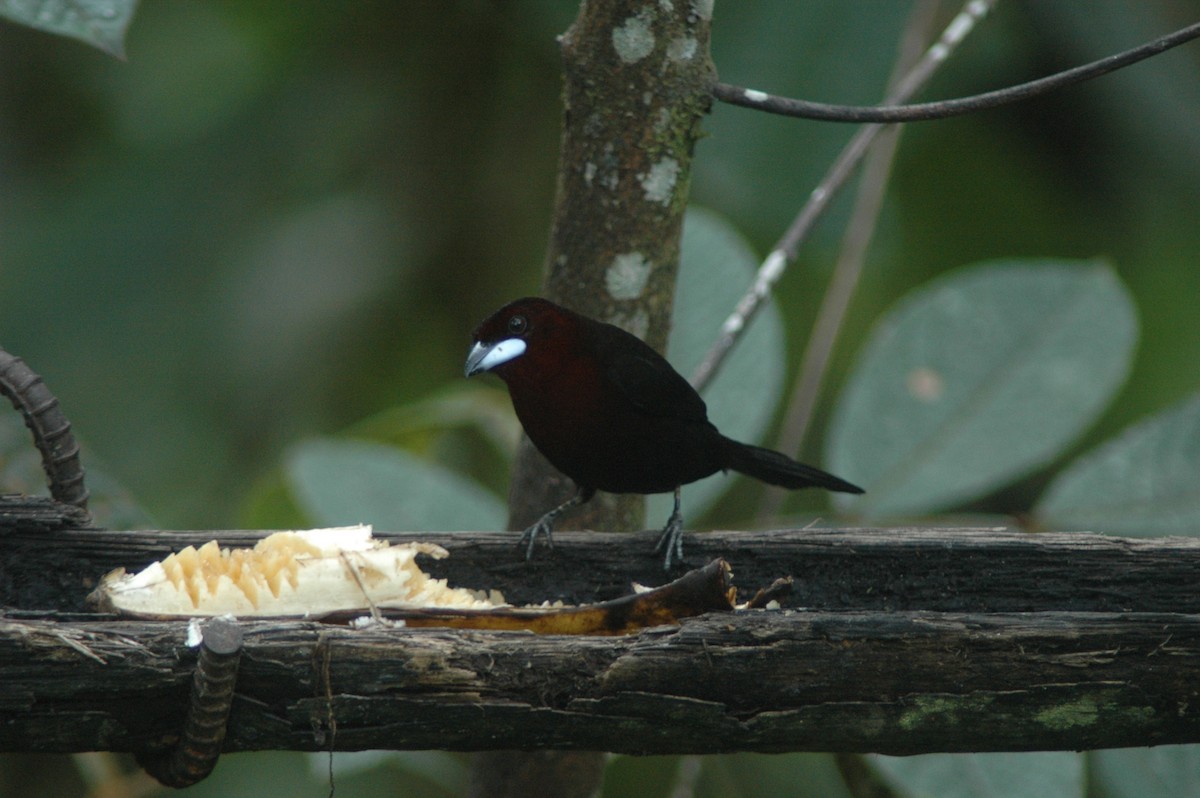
516;486;594;562
653;497;685;571
517;518;554;561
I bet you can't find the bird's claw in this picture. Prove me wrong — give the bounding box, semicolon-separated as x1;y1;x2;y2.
654;508;685;571
516;487;590;562
652;486;687;570
517;520;554;560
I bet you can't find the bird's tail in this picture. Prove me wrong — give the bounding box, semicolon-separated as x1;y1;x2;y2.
722;438;864;494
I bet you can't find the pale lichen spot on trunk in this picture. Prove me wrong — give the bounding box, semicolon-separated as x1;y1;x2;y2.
667;36;697;61
612;10;655;63
607;252;652;300
640;158;680;205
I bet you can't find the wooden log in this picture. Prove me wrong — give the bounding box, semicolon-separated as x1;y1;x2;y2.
4;504;1200;755
0;609;1196;754
2;524;1200;613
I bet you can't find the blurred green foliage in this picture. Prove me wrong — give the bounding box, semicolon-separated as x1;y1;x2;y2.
3;1;1200;797
2;1;1198;529
868;751;1085;798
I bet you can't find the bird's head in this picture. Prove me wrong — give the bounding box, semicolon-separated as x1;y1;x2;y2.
464;297;578;381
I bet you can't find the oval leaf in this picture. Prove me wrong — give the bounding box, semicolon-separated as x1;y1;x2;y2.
0;0;138;57
286;437;506;531
647;206;786;524
827;259;1137;518
1090;745;1200;798
1035;392;1200;536
868;752;1084;798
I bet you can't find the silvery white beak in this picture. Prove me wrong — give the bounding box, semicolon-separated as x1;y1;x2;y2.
464;338;527;377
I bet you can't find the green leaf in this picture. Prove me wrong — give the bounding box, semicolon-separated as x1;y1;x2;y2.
285;437;506;531
827;259;1137;518
1035;392;1200;536
0;0;138;57
868;752;1085;798
647;206;786;524
348;382;521;459
1090;745;1200;798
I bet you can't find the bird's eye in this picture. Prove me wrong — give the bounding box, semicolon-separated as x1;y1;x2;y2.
507;314;528;334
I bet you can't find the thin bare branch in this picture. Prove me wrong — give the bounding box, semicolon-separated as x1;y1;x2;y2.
756;1;939;521
714;17;1200;122
691;0;998;391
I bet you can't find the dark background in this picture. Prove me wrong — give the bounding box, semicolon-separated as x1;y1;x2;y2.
1;2;1197;795
2;1;1196;530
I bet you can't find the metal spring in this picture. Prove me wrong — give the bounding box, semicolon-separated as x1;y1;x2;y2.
138;618;244;787
0;348;90;515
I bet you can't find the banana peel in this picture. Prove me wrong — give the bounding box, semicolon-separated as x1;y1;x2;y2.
89;526;738;635
319;557;736;635
88;526;502;617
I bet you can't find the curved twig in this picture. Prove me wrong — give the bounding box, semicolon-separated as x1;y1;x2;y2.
715;19;1200;123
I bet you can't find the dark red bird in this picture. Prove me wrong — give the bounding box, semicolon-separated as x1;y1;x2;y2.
465;297;863;568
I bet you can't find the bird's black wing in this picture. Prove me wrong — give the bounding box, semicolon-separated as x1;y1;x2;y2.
593;326;710;424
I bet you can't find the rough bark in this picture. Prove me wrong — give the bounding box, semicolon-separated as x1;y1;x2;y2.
506;0;715;536
497;2;715;791
2;608;1197;755
3;514;1200;755
6;524;1200;614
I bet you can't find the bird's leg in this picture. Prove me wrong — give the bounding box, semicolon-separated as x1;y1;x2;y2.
517;486;595;561
653;485;685;570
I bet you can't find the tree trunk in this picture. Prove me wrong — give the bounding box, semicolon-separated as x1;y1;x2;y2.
489;1;715;793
